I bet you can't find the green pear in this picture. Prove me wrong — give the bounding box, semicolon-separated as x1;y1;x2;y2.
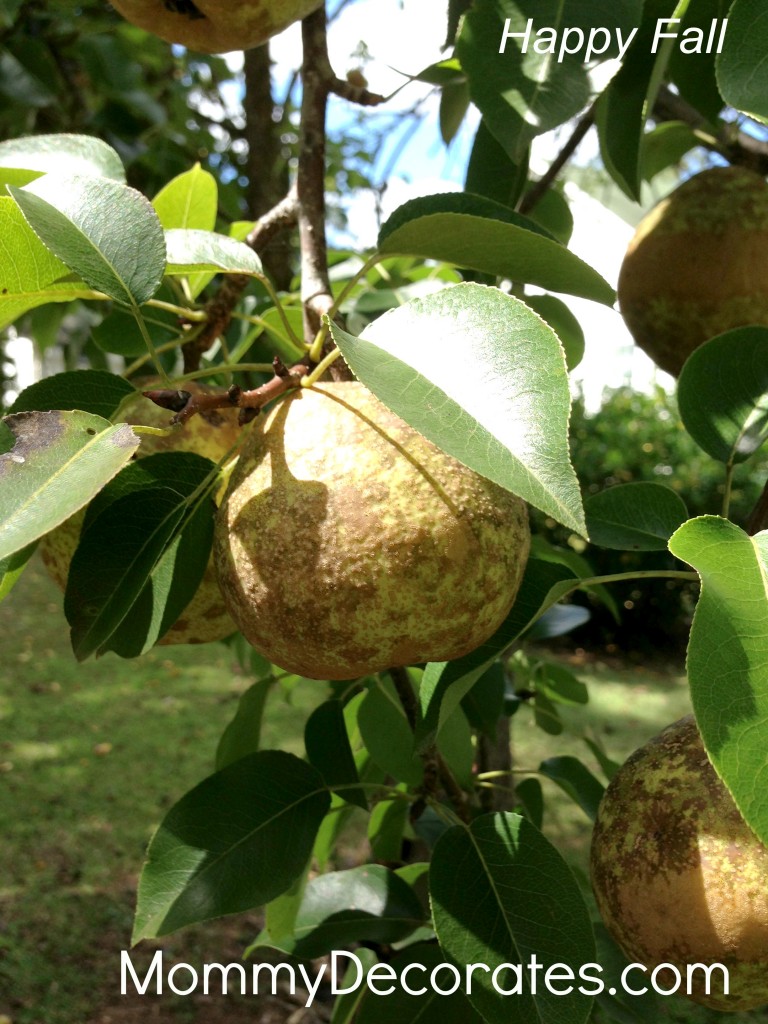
213;381;531;680
111;0;323;54
591;715;768;1011
618;166;768;377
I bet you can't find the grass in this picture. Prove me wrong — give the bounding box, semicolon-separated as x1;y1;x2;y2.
0;561;763;1023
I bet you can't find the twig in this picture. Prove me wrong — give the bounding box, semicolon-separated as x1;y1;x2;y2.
144;357;309;426
518;104;596;217
298;8;335;344
181;189;299;373
297;8;356;380
652;86;768;174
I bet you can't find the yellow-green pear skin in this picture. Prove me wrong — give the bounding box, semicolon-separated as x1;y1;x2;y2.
39;384;240;646
111;0;324;54
618;166;768;377
590;715;768;1012
213;381;531;681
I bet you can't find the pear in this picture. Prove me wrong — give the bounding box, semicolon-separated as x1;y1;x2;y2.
111;0;323;54
40;383;240;646
591;715;768;1011
213;381;530;680
617;165;768;377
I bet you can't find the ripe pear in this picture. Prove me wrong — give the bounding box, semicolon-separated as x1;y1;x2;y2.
617;165;768;377
213;381;531;680
111;0;323;54
40;383;239;646
590;715;768;1011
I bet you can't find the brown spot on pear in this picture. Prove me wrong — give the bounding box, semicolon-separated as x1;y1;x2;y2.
618;166;768;377
213;381;531;680
590;715;768;1011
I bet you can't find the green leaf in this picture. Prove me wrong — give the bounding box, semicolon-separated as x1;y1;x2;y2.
164;228;263;278
258;865;425;959
358;678;423;787
527;188;574;246
716;0;768;122
595;0;680;200
330;947;380;1024
417;559;578;746
356;944;485;1024
436;705;475;788
639;121;700;182
524;294;584;369
215;677;273;771
585;482;689;550
677;327;768;463
461;662;506;739
533;687;563;735
515;777;544;829
368;791;409;862
9;174;166;305
305;700;367;809
0;410;139;561
0;49;55;108
132;751;331;941
538;663;589;705
439;79;471;145
377;195;614;304
330;283;586;535
465;118;528;209
668;516;768;845
431;812;594;1024
456;0;590;162
668;0;728;122
0;540;36;603
91;294;180;358
9;369;135;419
0;196;98;329
539;756;605;820
66;453;216;660
0;133;125;188
152;163;217;231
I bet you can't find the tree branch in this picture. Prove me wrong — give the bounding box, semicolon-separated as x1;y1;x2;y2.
297;7;355;380
181;190;298;374
144;357;310;426
652;85;768;174
518;104;596;217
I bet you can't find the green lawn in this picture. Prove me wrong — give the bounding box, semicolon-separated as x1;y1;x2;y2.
0;561;761;1023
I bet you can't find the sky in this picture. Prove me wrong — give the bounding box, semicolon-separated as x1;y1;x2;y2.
265;0;673;409
6;1;670;407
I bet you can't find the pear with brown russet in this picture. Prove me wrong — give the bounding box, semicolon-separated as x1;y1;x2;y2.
111;0;324;54
591;715;768;1011
618;166;768;377
213;381;531;680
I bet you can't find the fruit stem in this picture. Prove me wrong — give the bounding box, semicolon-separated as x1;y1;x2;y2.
301;347;341;386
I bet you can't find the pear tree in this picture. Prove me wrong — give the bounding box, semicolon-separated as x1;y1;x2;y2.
4;0;768;1020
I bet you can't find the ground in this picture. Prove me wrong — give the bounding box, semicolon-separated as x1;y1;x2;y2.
0;560;762;1023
